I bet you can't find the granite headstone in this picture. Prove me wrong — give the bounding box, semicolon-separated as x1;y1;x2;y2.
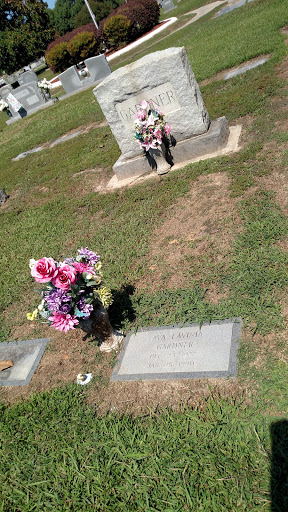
58;65;83;94
18;70;38;85
94;47;228;180
84;55;111;82
4;83;45;118
0;84;12;99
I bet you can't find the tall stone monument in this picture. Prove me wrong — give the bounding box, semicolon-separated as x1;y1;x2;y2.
94;47;228;180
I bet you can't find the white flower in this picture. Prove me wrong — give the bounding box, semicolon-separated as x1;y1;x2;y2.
0;99;8;111
29;258;36;269
86;273;94;280
38;78;52;90
38;299;45;311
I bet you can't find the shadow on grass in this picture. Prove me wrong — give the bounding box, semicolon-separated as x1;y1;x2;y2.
271;420;288;511
109;284;136;330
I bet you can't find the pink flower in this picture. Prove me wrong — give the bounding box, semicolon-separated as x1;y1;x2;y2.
164;123;171;135
154;129;162;140
136;110;146;121
31;257;57;283
72;262;95;274
52;264;77;291
49;312;79;332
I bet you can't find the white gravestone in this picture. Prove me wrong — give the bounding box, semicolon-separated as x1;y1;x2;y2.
94;47;228;180
111;320;240;381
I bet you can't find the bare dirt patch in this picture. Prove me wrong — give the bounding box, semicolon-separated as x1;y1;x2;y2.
91;376;247;416
136;172;240;296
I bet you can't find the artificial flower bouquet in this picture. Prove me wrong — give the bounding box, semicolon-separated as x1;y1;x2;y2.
27;248;113;333
38;78;52;90
0;99;9;112
134;100;171;151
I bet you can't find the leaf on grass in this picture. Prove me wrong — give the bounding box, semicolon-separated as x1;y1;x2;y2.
0;360;13;371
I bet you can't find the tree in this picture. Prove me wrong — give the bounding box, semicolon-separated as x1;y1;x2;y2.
74;0;122;29
0;0;54;74
52;0;83;36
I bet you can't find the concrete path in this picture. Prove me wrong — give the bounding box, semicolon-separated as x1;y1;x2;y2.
184;1;226;24
108;1;227;59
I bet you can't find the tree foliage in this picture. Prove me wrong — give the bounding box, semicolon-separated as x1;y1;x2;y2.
52;0;83;36
74;0;122;29
0;0;54;74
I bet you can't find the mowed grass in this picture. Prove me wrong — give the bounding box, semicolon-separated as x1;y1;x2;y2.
111;0;287;76
1;0;288;509
0;387;274;512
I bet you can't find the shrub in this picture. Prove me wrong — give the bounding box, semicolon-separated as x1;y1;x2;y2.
103;15;131;49
67;31;100;63
98;0;160;48
46;23;98;54
45;0;160;72
119;0;159;38
45;42;70;74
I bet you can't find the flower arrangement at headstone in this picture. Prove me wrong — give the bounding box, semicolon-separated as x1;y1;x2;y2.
27;248;122;352
0;98;11;117
38;78;52;101
134;100;172;175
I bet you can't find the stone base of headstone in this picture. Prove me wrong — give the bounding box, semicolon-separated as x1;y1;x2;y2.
113;116;228;181
6;98;57;125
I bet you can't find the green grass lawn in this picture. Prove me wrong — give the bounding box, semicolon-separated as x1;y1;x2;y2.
1;0;288;509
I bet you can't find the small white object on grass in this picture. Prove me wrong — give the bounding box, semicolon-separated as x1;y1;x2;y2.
76;373;92;385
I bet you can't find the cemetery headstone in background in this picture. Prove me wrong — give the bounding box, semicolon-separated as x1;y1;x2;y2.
59;65;87;94
84;55;111;83
111;320;241;381
18;70;39;85
94;47;228;180
4;84;46;119
160;0;176;14
59;57;111;95
0;84;12;99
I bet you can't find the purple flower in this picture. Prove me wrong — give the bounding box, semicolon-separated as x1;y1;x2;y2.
76;297;93;317
59;303;72;315
45;288;72;313
77;247;100;265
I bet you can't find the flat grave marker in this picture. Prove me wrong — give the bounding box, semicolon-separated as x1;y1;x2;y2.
111;319;241;381
0;338;49;386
